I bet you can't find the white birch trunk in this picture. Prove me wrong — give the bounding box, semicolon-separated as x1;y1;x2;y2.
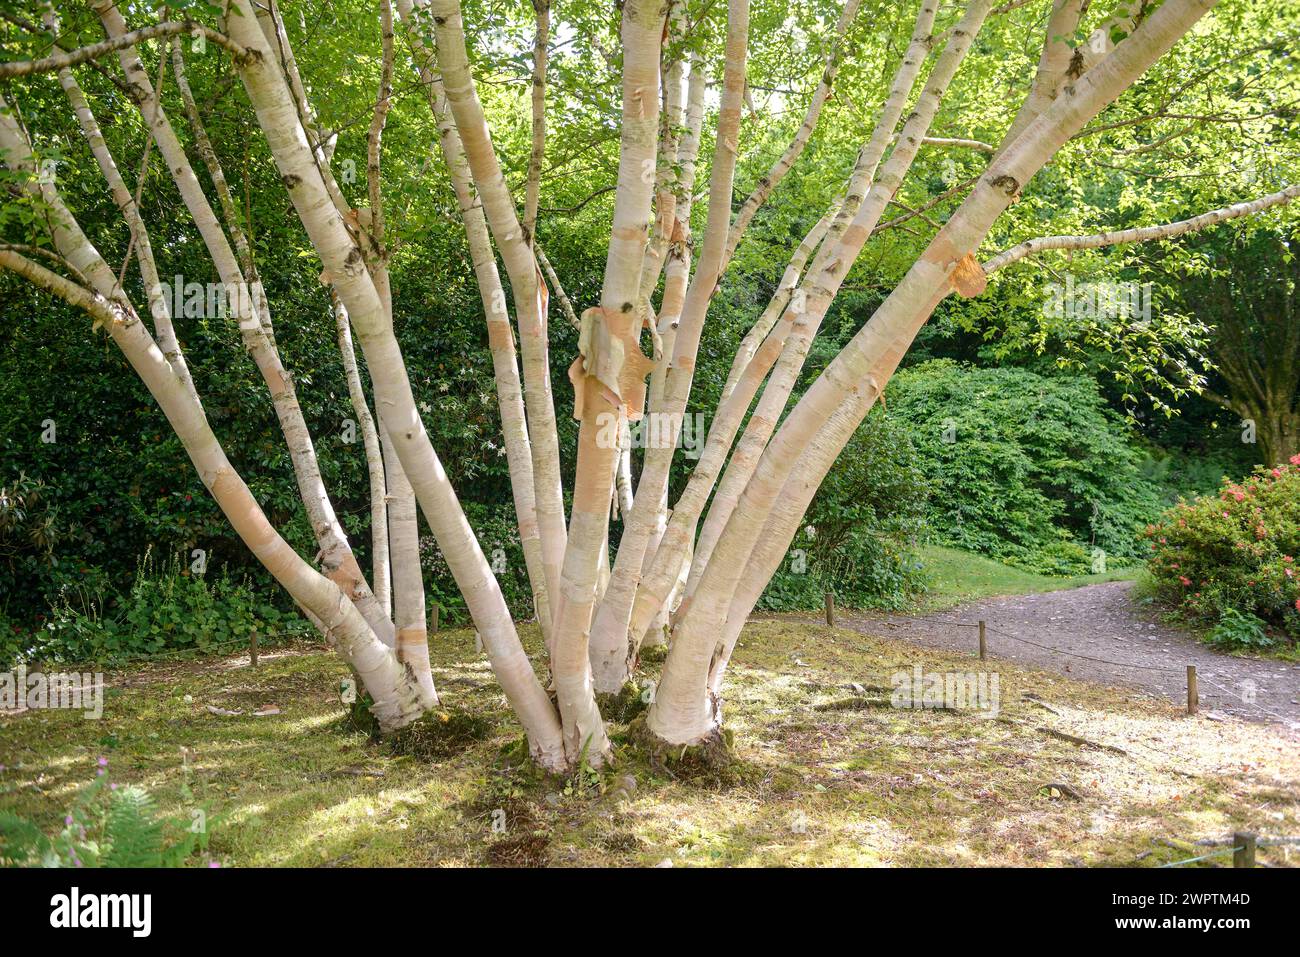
684;0;981;610
587;0;749;691
420;0;568;618
224;0;567;770
647;0;1219;745
396;0;553;643
334;295;393;627
0;115;423;729
549;0;667;760
95;2;396;645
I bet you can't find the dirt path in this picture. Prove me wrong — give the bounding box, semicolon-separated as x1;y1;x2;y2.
834;581;1300;729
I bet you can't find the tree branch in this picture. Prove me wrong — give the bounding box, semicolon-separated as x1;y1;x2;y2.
921;136;995;153
0;20;254;78
984;184;1300;274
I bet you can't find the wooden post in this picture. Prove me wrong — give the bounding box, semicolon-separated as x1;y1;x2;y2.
249;631;259;668
978;620;986;661
1186;664;1198;715
1233;831;1256;868
430;603;440;634
824;592;835;627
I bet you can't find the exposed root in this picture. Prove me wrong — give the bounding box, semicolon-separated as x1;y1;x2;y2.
813;696;893;712
1039;781;1085;801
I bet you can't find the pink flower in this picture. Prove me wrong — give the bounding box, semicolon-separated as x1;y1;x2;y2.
1179;576;1192;586
1290;454;1300;466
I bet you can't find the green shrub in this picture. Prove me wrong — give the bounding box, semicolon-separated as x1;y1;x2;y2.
1143;457;1300;644
4;549;310;667
1208;607;1274;652
885;360;1163;574
759;410;929;611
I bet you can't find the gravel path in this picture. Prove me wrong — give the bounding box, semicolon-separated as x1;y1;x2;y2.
836;581;1300;730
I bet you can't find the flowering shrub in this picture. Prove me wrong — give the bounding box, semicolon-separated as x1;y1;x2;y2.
1144;456;1300;645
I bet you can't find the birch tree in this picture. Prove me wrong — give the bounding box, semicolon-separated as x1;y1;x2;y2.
2;0;1294;771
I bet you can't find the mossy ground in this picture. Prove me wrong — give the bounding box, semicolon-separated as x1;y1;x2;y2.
1;619;1295;867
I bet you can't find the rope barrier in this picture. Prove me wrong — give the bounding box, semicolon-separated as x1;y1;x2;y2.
859;612;1296;725
1196;834;1300;847
1158;845;1242;868
1199;673;1297;725
977;622;1297;724
981;624;1184;674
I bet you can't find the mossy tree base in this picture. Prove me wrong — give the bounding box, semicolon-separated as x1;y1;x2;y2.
625;714;735;775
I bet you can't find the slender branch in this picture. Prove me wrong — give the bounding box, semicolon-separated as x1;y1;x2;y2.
0;242;93;291
721;0;862;268
535;244;580;328
523;0;549;245
0;20;254;78
921;136;995;153
984;184;1300;273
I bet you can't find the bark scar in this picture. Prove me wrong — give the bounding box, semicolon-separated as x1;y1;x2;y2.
568;305;655;422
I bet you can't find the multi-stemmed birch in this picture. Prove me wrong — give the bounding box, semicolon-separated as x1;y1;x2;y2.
5;0;1291;772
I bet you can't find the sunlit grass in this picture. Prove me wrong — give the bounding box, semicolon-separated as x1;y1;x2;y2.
915;544;1139;610
1;618;1294;867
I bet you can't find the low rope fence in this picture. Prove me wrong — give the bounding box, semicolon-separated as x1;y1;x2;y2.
820;591;1295;725
1159;832;1299;868
819;593;1299;866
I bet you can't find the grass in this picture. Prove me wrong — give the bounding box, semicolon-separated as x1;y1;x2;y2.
915;544;1139;610
2;618;1296;868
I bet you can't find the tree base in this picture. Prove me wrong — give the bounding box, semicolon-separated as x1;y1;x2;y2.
338;692;498;760
340;690;383;740
625;714;735;776
383;709;497;759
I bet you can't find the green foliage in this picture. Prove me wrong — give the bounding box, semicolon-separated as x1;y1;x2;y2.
0;759;216;868
1208;607;1275;652
1;0;1297;650
4;549;310;667
760;411;929;610
1143;457;1300;644
885;360;1165;574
